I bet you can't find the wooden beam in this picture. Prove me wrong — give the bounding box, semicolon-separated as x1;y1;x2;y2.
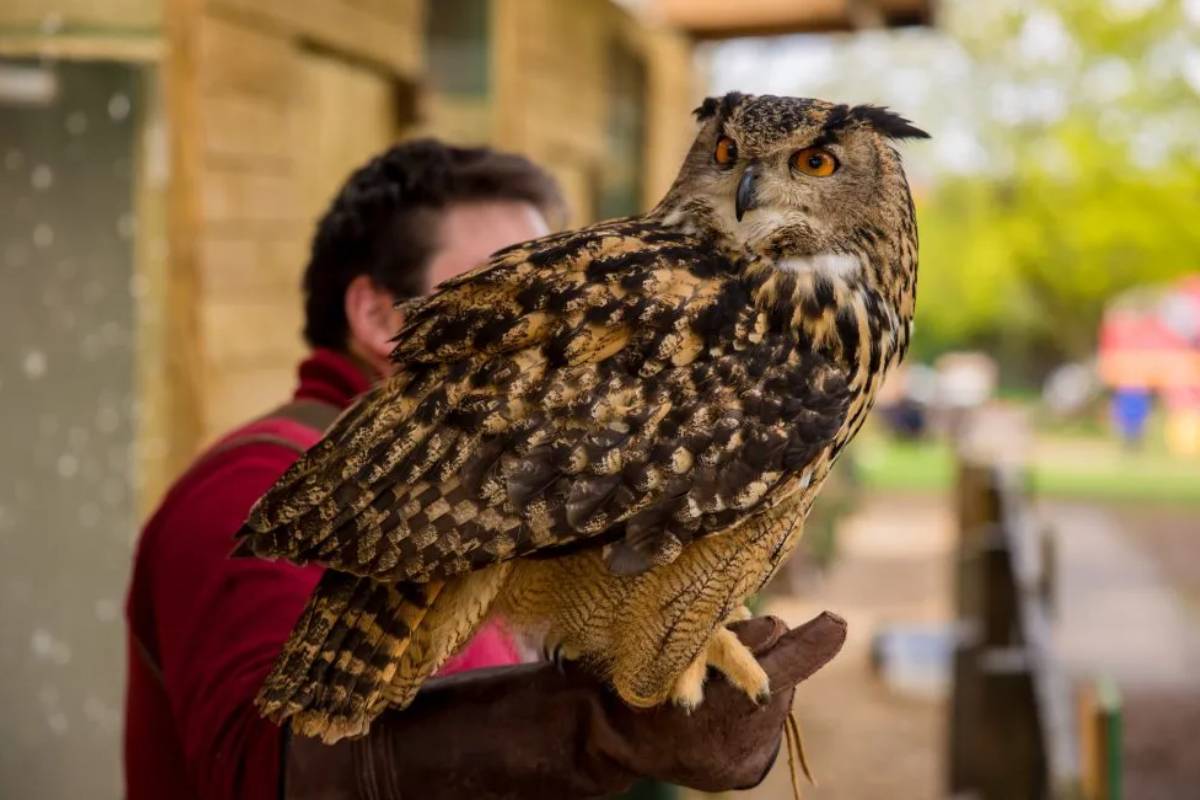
0;0;160;31
651;0;933;39
159;0;209;473
0;33;162;61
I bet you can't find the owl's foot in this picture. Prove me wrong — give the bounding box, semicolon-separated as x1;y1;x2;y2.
669;625;770;711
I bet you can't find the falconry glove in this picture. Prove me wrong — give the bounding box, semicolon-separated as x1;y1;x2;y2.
283;613;846;799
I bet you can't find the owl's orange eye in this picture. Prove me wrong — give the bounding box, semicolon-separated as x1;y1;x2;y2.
714;136;738;167
791;147;838;177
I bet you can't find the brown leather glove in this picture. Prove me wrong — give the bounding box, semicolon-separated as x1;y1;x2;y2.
284;612;847;800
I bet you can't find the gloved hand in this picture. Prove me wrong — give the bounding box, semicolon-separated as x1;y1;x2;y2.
285;612;847;800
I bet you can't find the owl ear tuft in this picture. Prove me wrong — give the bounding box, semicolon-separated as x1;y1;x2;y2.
693;96;721;122
850;105;930;140
693;92;748;123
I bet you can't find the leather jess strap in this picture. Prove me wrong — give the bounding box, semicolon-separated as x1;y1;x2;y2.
201;399;344;462
265;398;345;435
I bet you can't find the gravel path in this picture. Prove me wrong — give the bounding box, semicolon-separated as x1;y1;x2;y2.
683;493;1200;799
1040;501;1200;800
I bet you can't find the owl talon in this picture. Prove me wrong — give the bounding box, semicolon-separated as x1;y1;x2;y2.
670;651;708;711
542;639;580;672
709;625;771;703
668;625;770;709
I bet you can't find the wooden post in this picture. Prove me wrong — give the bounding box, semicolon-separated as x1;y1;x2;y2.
161;0;208;473
1079;679;1123;800
950;459;1008;793
955;459;1003;615
981;526;1018;648
977;651;1046;800
1041;526;1058;618
950;458;1081;798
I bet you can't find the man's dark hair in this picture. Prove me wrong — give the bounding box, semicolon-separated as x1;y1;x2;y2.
302;139;565;350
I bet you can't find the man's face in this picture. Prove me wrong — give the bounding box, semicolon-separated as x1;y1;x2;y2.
424;200;551;290
351;199;551;379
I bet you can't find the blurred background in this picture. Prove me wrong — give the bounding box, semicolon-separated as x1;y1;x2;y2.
1;0;1197;797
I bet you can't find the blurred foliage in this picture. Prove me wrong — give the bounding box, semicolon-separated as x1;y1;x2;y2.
913;0;1200;377
802;455;861;568
854;431;1200;505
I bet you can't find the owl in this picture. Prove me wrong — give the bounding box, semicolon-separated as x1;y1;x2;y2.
237;93;928;743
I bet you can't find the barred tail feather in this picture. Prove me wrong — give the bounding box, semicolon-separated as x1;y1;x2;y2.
384;564;512;708
256;570;443;743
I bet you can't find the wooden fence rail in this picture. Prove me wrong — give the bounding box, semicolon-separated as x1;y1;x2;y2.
949;458;1118;799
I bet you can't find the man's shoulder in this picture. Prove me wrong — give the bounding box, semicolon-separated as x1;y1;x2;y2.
201;414;326;471
143;411;326;536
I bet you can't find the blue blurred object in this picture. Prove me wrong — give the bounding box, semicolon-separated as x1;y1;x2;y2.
871;623;957;698
879;398;928;439
1111;387;1152;446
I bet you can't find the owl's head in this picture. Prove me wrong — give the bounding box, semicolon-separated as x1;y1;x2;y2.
659;93;928;260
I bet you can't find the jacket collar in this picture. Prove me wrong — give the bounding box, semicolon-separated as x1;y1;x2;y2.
294;348;374;409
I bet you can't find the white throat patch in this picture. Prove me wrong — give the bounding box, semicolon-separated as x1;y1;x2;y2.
777;252;862;280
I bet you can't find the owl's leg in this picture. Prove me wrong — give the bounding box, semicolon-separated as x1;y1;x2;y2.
669;625;770;710
726;603;754;623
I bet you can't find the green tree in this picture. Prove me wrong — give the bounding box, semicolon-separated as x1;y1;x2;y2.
914;0;1200;377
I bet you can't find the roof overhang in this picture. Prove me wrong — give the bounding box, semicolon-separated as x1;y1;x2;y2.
651;0;934;39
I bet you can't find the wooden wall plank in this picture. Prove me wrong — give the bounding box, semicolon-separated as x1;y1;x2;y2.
201;299;305;368
0;0;161;32
207;0;423;80
198;13;298;104
200;166;303;225
202;95;295;166
0;34;163;61
199;234;307;300
206;363;300;436
653;0;932;38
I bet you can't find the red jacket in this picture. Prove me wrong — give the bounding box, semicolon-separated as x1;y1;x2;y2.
124;350;519;800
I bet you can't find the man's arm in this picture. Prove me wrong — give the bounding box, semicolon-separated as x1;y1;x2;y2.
285;613;847;800
140;445;321;800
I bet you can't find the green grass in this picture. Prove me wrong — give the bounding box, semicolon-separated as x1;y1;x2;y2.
1028;448;1200;505
852;436;956;492
853;434;1200;506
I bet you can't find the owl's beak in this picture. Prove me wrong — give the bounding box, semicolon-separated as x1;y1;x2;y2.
735;166;759;222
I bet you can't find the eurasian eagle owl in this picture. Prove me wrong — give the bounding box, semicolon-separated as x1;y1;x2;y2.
237;93;928;742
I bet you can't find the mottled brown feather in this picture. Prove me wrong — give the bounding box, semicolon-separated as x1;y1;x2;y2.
239;219;852;580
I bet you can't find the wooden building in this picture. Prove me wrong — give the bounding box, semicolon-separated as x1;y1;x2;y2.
1;0;696;514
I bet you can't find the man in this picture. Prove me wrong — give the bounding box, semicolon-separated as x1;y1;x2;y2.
125;140;845;799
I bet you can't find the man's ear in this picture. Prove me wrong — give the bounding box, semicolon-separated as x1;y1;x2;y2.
344;274;404;367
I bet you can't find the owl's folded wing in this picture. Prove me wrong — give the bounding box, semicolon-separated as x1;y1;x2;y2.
236;219;852;581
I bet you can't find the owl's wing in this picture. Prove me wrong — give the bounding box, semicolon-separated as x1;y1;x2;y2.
237;219;852;580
